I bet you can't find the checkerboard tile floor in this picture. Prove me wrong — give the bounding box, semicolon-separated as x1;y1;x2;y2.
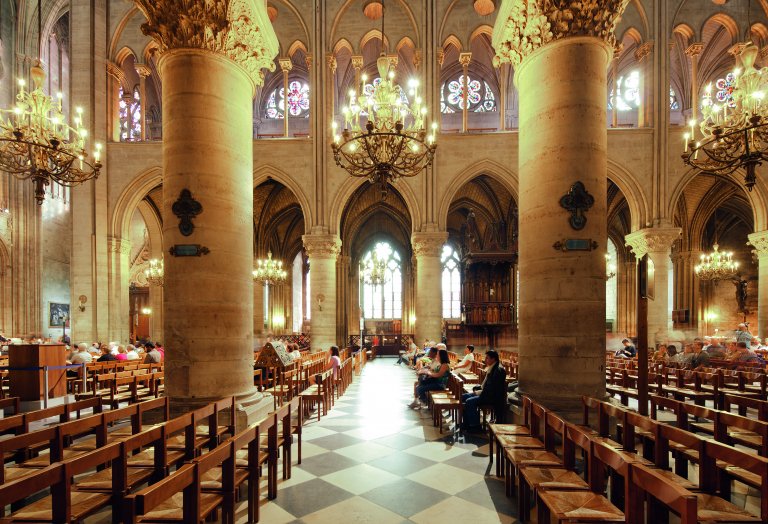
233;358;517;523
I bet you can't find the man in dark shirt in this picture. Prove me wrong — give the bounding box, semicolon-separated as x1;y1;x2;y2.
615;338;636;358
461;350;507;431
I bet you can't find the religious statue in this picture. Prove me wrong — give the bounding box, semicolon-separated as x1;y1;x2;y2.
735;277;749;314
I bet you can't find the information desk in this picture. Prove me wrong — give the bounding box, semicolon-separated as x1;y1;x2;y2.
9;344;68;401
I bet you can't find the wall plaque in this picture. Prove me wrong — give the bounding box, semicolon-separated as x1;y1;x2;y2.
559;181;594;231
172;189;202;236
169;244;210;257
553;239;598;252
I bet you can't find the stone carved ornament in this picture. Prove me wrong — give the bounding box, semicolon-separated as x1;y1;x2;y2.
625;227;681;260
412;233;448;257
302;235;341;259
492;0;630;67
133;0;278;86
748;231;768;257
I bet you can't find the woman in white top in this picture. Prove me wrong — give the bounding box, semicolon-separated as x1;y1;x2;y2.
453;345;475;372
125;344;141;361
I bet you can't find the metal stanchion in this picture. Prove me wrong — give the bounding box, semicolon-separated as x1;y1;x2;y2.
43;365;49;409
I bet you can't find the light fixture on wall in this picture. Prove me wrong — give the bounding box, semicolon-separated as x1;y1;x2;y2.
682;43;768;192
253;251;287;286
144;258;164;287
141;307;152;315
332;0;437;199
605;253;617;280
0;0;101;205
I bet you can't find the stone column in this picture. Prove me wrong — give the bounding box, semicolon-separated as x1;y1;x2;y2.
107;237;131;343
634;42;652;127
748;231;768;339
278;58;292;137
351;55;363;95
253;281;264;336
106;61;124;142
459;52;471;133
135;63;152;141
498;62;510;130
302;234;340;351
610;44;621;128
625;227;681;344
134;0;278;424
493;1;627;415
412;232;447;344
685;43;703;122
327;55;337;121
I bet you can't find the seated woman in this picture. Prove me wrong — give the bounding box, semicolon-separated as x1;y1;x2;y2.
396;336;418;366
327;346;341;379
409;349;450;409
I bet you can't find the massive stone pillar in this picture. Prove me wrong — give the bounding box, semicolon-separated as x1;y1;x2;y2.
493;1;627;414
748;231;768;339
302;234;340;351
134;0;278;424
412;232;447;345
625;227;681;344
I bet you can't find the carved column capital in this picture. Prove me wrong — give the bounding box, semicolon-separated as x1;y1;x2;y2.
411;232;448;258
685;42;704;58
748;231;768;258
278;57;293;73
492;0;628;67
326;54;337;74
728;42;749;58
302;234;341;260
108;236;132;255
413;48;422;69
459;52;472;68
134;0;279;86
135;63;152;78
304;54;313;69
437;49;445;67
625;227;681;260
351;55;364;70
106;60;126;83
634;41;653;62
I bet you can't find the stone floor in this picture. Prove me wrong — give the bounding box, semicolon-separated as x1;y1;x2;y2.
234;358;517;523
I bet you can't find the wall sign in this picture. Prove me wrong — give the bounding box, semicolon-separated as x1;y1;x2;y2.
169;244;210;257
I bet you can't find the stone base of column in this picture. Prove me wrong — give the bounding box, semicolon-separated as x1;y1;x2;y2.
167;389;274;431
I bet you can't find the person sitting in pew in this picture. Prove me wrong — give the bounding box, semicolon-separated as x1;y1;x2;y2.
615;338;636;358
460;349;507;432
730;341;763;364
452;344;476;372
706;337;727;358
97;345;117;362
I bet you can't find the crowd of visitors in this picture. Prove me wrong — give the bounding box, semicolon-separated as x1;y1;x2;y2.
64;340;165;366
403;341;508;433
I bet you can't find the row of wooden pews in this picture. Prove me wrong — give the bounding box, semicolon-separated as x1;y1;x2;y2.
489;395;766;523
0;349;365;522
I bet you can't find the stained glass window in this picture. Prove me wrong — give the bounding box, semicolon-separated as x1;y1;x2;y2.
118;86;141;141
441;245;461;319
608;70;640;112
670;87;680;110
716;73;736;108
265;80;310;119
361;242;402;320
440;75;496;113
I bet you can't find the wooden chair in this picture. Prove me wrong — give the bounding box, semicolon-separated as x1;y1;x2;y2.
489;395;533;477
629;463;698;524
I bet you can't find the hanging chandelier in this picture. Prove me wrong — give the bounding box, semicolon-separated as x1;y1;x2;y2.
253;251;287;285
695;244;740;281
682;44;768;191
605;253;617;280
144;258;164;287
331;0;436;199
361;250;389;286
0;0;100;204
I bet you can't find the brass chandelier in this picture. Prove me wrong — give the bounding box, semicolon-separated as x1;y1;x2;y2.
0;0;101;204
144;258;164;287
331;0;436;199
695;244;739;281
253;251;287;285
361;250;389;286
682;44;768;191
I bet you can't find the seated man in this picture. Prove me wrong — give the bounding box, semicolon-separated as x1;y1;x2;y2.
615;338;636;358
461;350;507;431
452;345;475;373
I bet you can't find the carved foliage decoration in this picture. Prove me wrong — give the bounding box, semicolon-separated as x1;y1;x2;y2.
133;0;277;85
302;234;342;259
492;0;630;67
